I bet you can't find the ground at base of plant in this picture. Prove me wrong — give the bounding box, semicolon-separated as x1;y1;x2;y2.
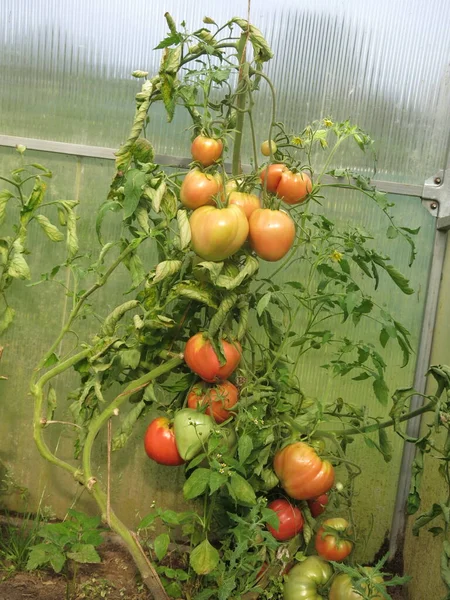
0;542;151;600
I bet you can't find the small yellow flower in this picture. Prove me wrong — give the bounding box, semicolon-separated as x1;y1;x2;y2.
323;118;334;128
291;136;303;146
330;250;343;262
219;468;225;474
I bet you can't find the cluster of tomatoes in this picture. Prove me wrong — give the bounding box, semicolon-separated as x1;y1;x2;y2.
180;135;313;263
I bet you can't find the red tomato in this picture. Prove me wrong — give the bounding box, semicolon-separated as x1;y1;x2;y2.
273;442;335;500
184;333;242;382
187;380;238;423
228;191;261;220
191;136;223;166
315;518;353;562
267;499;304;541
144;417;185;466
307;493;329;518
259;163;286;193
248;209;295;262
189;204;249;261
276;170;312;205
180;169;221;210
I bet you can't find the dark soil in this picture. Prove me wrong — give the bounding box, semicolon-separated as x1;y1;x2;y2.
0;543;151;600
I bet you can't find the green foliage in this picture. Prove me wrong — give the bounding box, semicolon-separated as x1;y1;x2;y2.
26;510;104;574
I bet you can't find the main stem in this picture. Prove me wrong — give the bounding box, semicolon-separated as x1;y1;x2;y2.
232;33;249;176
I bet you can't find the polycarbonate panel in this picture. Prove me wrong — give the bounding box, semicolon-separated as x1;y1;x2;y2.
1;0;450;183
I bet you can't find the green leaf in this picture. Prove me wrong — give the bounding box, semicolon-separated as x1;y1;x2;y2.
0;306;15;334
378;428;393;462
389;387;414;431
190;539;219;575
67;543;101;564
146;181;166;213
170;282;217;308
96;201;121;244
101;300;139;336
124;169;147;220
209;471;228;494
214;255;259;290
8;239;30;280
379;328;389;348
386;225;398;239
238;434;253;464
112;400;147;451
372;377;389;405
66;207;79;259
413;503;443;536
154;533;170;561
46;384;57;421
352;371;370;381
228;472;256;506
35;214;64;242
26;179;46;210
0;190;13;224
160;73;177;122
372;256;414;295
154;33;183;50
153;260;182;284
256;292;272;317
135;204;150;233
177;210;191;250
183;468;211;500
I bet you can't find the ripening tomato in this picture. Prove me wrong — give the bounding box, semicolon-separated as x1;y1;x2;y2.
184;333;242;383
273;442;335;500
259;163;286;193
307;493;329;518
329;567;384;600
144;417;185;466
191;135;223;166
187;380;238;423
189;204;249;261
180;169;222;210
315;518;353;562
267;499;304;541
276;170;312;205
228;191;261;220
283;556;333;600
248;208;295;262
261;140;277;156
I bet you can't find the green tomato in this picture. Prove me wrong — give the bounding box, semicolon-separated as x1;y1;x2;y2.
173;409;214;461
283;556;333;600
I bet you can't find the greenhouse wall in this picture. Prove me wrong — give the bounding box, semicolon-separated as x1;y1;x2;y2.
1;0;450;597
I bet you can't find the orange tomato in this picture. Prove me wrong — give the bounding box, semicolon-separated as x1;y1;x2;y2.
228;191;261;220
315;518;353;562
191;136;223;166
184;333;242;383
187;380;238;423
276;170;312;205
259;163;286;193
248;208;295;262
180;169;221;210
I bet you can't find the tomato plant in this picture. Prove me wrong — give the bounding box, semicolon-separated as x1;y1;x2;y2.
274;442;335;500
329;569;384;600
144;417;185;466
266;499;304;541
191;135;223;167
315;518;353;561
248;208;295;261
189;204;249;261
184;334;242;382
187;380;238;423
26;12;429;600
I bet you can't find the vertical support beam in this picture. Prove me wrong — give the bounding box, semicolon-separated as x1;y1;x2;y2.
388;226;448;558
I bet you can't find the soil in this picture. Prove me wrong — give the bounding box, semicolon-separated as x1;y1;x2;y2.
0;543;151;600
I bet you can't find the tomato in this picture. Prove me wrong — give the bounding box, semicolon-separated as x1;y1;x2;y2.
307;493;329;518
173;408;214;461
144;417;185;466
191;136;223;167
184;333;242;382
189;204;249;261
248;209;295;262
180;169;221;210
187;380;238;423
315;518;353;562
261;140;277;156
260;163;286;193
283;556;333;600
273;442;335;500
227;191;261;220
267;499;304;541
276;170;312;205
329;568;384;599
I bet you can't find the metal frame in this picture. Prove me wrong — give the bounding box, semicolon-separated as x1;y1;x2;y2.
1;131;450;559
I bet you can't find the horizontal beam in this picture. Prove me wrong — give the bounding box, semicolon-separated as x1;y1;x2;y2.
0;133;429;199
